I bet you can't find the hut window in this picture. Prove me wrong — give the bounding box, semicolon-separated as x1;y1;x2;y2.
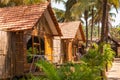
27;36;45;63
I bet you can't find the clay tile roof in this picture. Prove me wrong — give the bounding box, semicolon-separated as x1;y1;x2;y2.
0;2;50;31
59;21;81;39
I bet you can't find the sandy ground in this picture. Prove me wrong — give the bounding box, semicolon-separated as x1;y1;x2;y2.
107;58;120;80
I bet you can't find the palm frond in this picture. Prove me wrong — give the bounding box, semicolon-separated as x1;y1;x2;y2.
36;60;62;80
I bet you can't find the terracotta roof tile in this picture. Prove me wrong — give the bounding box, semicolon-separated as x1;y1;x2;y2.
59;21;81;39
0;2;49;31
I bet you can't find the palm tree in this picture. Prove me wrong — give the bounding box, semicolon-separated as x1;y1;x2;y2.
71;0;97;47
53;0;119;46
0;0;10;7
100;0;119;79
101;0;108;43
90;6;94;42
89;0;119;42
84;10;89;47
101;0;119;42
53;8;65;22
54;0;96;47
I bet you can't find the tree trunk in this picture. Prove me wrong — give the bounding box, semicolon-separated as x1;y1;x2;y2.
98;22;100;39
91;7;94;42
84;10;88;47
101;0;108;80
105;7;109;42
47;0;51;2
105;5;110;42
101;0;108;43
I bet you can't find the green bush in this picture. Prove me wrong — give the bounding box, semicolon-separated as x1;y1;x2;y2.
27;43;115;80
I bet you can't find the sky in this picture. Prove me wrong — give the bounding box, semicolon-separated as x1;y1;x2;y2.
51;1;120;26
51;1;65;10
110;9;120;26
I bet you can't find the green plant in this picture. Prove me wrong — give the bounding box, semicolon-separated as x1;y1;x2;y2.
27;47;39;63
33;43;115;80
103;44;115;63
36;60;62;80
81;43;115;79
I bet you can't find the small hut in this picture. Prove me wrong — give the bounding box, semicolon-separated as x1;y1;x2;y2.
0;2;62;79
53;21;85;63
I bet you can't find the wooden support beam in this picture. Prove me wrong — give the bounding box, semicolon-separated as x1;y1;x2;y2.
67;40;73;61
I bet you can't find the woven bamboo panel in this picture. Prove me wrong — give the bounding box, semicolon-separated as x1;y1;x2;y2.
0;31;10;79
14;32;24;76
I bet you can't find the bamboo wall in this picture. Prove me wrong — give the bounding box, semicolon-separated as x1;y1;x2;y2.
0;31;12;79
13;32;24;76
0;31;25;79
53;37;62;63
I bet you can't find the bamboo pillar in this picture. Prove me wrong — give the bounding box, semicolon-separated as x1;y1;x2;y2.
73;45;77;61
67;40;73;61
14;32;24;76
44;34;53;62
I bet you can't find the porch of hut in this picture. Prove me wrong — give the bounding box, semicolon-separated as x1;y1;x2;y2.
59;21;85;62
0;2;62;79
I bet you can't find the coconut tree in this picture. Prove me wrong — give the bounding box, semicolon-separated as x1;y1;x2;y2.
70;0;97;47
88;0;119;42
53;8;65;22
90;6;94;42
53;0;77;22
0;0;10;7
100;0;119;79
100;0;108;43
54;0;97;47
96;0;120;43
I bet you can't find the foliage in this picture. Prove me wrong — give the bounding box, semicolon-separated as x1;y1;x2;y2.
82;25;100;39
34;43;115;80
57;62;102;80
83;43;115;70
53;8;65;22
23;0;46;5
110;27;120;40
103;44;115;67
14;43;115;80
36;60;62;80
27;47;39;63
0;0;46;7
13;73;48;80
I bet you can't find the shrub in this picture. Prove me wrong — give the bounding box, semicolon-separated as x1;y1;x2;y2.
30;43;115;80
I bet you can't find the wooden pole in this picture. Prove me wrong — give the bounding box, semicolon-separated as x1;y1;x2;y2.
68;40;73;61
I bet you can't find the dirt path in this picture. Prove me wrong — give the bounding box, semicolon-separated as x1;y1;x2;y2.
107;58;120;80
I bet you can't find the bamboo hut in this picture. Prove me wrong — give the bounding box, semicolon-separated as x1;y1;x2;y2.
53;21;85;63
0;2;62;79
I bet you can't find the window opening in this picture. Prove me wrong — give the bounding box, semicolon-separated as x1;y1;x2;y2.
27;36;45;63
